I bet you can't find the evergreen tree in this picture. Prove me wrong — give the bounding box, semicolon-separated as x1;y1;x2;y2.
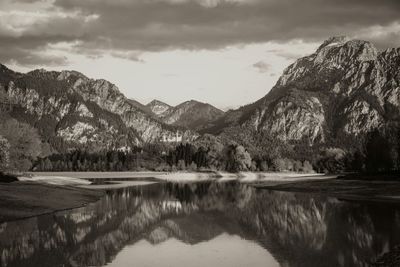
0;135;10;172
365;129;393;172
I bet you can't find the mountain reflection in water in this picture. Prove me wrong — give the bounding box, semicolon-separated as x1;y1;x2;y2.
1;181;400;267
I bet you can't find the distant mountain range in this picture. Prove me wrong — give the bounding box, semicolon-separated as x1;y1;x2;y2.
1;36;399;151
147;99;224;131
204;36;400;143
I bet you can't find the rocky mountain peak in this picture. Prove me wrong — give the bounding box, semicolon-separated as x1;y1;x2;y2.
313;37;378;66
277;37;379;90
27;68;59;79
316;36;349;51
148;99;170;107
57;70;88;81
31;68;48;73
147;99;172;116
207;37;400;144
179;99;201;107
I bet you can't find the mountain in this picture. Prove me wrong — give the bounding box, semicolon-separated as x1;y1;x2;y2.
147;99;225;131
3;36;398;152
158;100;225;131
204;37;400;143
0;64;195;152
127;98;154;117
146;99;172;116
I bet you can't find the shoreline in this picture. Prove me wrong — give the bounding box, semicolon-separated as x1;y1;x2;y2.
2;171;400;223
257;178;400;203
26;171;326;182
0;181;104;223
1;171;329;223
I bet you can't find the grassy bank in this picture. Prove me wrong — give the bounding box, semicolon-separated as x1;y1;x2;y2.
0;181;104;222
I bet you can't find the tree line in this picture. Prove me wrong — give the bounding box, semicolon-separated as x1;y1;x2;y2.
1;109;400;175
32;134;315;173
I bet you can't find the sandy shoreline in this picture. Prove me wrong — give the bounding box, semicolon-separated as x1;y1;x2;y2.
26;171;328;184
27;171;169;179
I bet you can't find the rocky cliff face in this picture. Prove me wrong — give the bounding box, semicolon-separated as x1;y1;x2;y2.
146;99;172;116
158;100;224;131
0;65;195;151
206;37;400;143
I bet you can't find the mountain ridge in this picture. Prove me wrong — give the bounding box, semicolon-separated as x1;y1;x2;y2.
202;37;400;144
154;99;225;131
0;64;197;152
2;36;399;152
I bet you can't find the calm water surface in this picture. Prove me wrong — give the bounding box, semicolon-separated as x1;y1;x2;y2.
1;181;400;267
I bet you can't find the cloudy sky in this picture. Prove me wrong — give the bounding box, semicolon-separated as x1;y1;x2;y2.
1;0;399;109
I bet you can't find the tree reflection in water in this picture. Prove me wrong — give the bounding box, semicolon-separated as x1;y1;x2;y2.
1;181;400;267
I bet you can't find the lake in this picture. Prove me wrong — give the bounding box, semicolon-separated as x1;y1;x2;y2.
1;181;400;267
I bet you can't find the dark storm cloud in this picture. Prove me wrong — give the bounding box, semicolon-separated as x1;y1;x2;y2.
2;0;400;65
0;48;68;66
0;34;75;66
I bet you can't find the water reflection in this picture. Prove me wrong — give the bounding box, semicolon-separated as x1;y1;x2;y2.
108;234;279;267
1;181;400;267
